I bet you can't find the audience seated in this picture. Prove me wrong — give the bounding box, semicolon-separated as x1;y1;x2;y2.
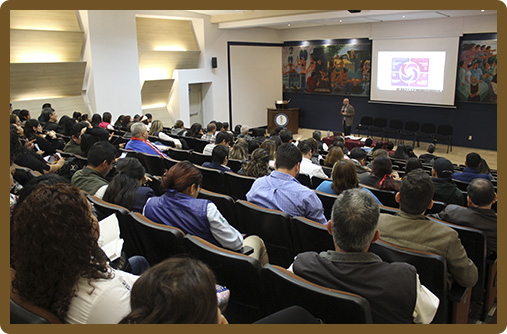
120;257;228;324
148;120;182;149
291;188;438;324
246;143;327;225
99;111;115;130
203;131;233;156
404;157;423;175
71;141;117;195
171;119;187;136
63;122;88;156
11;183;139;323
312;130;328;152
377;169;478;288
431;157;464;206
58;115;77;137
201;123;217;143
367;141;383;157
385;141;395;156
360;155;400;192
322;146;344;168
391;144;409;160
229;138;249;162
24;119;64;157
431;178;497;258
238;125;254;143
125;122;167;158
143;161;268;264
238;148;270;177
361;138;374;153
298;140;327;179
260;139;277;169
349;147;370;181
202;145;232;172
187;122;204;139
41;108;60;132
419;143;437;163
452;152;494;182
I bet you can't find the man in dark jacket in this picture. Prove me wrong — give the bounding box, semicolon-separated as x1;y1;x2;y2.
431;157;464;206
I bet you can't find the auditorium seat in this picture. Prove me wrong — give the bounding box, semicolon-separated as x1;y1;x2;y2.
355;116;374;136
416;123;437;147
314;189;338;220
194;164;225;193
190;150;212;165
227;158;243;173
399;121;419;147
198;188;243;232
168;147;192;161
383;119;403;144
290;216;334;255
311;174;331;189
86;194;130;221
137;152;166;176
223;171;256;201
434;124;454;153
261;264;372;324
359;184;398;208
368;117;387;140
297;173;312;188
183;137;208;153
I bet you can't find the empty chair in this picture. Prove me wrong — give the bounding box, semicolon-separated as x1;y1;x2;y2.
261;264;372;324
416;123;436;147
314;189;339;220
223;171;256;200
194;164;225;194
368;117;387;139
383;119;404;144
182;235;267;323
355;116;374;136
291;216;334;255
168;148;192;161
434;125;453;153
235;200;294;267
399;121;419;147
117;212;185;266
198;188;243;232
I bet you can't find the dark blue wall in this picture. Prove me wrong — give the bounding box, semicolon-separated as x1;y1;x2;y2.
283;92;497;150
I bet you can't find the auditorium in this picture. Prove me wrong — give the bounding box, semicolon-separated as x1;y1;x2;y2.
8;9;499;326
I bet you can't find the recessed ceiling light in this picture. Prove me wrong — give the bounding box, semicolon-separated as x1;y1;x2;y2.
402;15;406;18
288;24;291;26
481;10;485;12
339;19;343;22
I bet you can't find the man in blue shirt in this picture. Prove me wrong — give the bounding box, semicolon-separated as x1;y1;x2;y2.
246;143;327;225
452;152;494;183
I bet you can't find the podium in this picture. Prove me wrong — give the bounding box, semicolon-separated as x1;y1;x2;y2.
267;108;299;134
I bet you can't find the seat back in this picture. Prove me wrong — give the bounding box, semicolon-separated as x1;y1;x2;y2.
404;121;420;132
436;124;453;136
420;123;437;134
359;184;398;208
290;216;334;255
183;137;209;153
311;175;330;189
314;189;338;220
183;235;266;323
451;178;470;191
13;167;40;186
321;166;332;177
425;200;446;214
137;152;166;176
86;194;130;221
227;158;243;173
389;119;404;130
117;212;185;266
235;200;294;267
223;171;256;200
190;150;212;165
194;164;225;193
168;148;192;161
373;117;387;128
198;189;243;232
162;156;179;171
297;173;312;188
261;264;372;324
368;240;448;323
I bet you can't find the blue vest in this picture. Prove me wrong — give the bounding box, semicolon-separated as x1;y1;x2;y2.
144;189;220;246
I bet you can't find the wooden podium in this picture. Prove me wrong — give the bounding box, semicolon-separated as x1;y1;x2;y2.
267;108;299;134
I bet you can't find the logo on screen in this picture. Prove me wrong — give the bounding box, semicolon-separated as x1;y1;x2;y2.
391;58;429;88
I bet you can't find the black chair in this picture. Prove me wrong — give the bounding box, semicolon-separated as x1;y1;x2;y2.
190;150;212;165
74;155;88;169
355;116;374;136
198;188;243;232
137;152;166;176
379;205;399;215
117;212;185;266
227;158;243;173
162;156;180;171
168;148;192;161
359;184;398;208
452;178;470;191
223;171;256;200
425;200;446;214
434;124;454;153
297;173;312;188
86;194;130;221
194;164;225;193
13;166;40;186
182;235;267;323
321;166;332;177
119;148;139;160
416;123;436;147
368;117;387;140
291;216;334;255
183;137;209;153
399;121;419;147
314;189;338;221
261;264;372;324
311;174;331;189
383;119;404;144
235;200;294;267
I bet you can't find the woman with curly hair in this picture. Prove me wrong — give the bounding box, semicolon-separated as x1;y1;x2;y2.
240;148;271;178
120;257;227;324
229;138;249;162
260;139;277;169
323;146;344;168
11;183;138;323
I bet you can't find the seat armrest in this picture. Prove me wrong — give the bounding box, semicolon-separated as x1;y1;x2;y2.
448;284;469;303
240;246;254;256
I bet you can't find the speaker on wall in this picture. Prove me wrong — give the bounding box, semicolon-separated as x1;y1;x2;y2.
211;57;217;68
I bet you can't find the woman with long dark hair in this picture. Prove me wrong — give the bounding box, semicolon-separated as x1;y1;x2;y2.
186;122;203;138
23;119;63;157
11;183;138;323
361;156;400;192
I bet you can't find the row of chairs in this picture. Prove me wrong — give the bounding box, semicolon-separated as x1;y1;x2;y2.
356;118;453;153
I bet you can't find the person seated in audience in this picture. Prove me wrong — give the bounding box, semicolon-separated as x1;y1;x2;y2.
215;121;224;132
10;125;65;174
10;114;21;127
203;131;233;156
431;178;497;258
202;145;232;173
322;146;344;168
98;111;115;130
80;133;100;157
58;115;77;137
120;257;228;324
11;183;139;323
71;141;117;195
452;152;494;183
148;120;182;149
360;155;400;192
18;109;31;126
405;145;417;158
171;119;186;136
404;157;423;175
304;137;323;165
290;188;439;324
37;103;52;123
100;157;154;211
23;119;64;158
41;107;60;132
10;160;19;216
63;122;88;156
201;122;217;143
431;157;464;206
349;147;370;181
312;130;328;152
86;114;111;141
391;144;409;160
143;161;268;264
229;138;249;162
367;140;383;157
419;143;437;163
125;122;168;157
279;130;294;144
222;122;233;136
141;113;153;130
478;158;495;179
187;122;204;138
378;169;478;289
328;135;349;155
246;143;327;225
73;111;82;123
361;138;374;153
260;139;277;169
385;141;395;156
297;140;328;179
238;125;254;142
238;148;270;178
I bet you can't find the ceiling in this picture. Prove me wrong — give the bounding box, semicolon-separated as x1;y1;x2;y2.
186;10;495;30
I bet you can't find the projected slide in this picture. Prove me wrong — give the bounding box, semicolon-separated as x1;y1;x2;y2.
377;51;446;92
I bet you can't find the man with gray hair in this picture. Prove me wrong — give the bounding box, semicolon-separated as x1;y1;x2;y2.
125;122;167;157
291;188;439;324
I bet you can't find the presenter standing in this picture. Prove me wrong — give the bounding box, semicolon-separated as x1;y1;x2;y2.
340;98;355;136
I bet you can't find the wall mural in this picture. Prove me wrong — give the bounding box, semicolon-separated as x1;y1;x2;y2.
456;38;497;104
282;42;371;96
